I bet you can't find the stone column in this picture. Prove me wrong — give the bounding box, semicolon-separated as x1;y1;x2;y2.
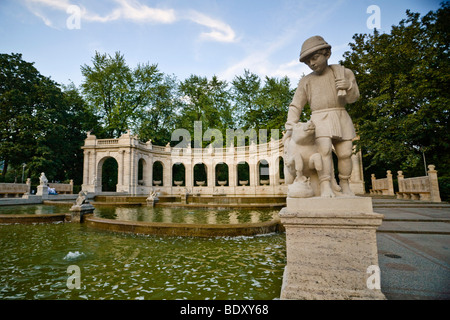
273;157;280;186
82;151;89;187
130;149;137;194
185;162;193;189
124;150;131;193
147;156;153;188
351;152;361;181
397;171;404;199
207;162;214;187
249;159;257;187
386;170;394;196
163;160;172;188
279;197;385;300
229;161;237;187
427;165;441;203
119;150;125;186
26;178;31;194
370;174;376;195
92;152;98;193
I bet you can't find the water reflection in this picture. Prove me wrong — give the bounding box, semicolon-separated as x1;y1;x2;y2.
0;205;279;225
0;204;69;215
94;207;279;225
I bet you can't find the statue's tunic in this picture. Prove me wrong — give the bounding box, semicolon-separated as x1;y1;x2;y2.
286;65;359;141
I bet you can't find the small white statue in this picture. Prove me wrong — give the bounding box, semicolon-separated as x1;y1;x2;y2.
39;172;48;186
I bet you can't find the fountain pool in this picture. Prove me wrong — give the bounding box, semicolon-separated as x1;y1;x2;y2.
0;221;286;300
0;204;286;300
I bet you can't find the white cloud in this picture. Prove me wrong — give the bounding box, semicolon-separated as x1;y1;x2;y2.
219;29;299;83
186;10;236;43
26;0;71;11
219;1;345;85
22;0;236;43
89;0;177;24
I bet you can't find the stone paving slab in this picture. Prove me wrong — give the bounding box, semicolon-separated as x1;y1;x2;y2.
379;220;450;234
376;207;450;220
377;233;450;300
372;199;450;299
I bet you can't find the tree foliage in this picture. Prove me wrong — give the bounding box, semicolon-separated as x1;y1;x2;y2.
342;3;449;179
137;74;180;146
0;53;96;184
81;51;163;138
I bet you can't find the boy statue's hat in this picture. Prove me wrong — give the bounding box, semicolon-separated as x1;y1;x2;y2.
299;35;331;62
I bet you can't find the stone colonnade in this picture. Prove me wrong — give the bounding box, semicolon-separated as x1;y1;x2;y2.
81;130;365;196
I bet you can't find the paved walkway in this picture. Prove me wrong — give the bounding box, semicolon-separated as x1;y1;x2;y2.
372;197;450;300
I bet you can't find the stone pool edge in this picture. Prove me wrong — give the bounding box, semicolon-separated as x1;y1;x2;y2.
0;213;68;224
84;215;284;237
0;213;284;237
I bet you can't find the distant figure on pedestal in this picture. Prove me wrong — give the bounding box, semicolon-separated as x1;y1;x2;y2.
39;172;48;186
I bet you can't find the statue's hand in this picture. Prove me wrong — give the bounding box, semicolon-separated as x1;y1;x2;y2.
282;129;292;145
335;79;351;91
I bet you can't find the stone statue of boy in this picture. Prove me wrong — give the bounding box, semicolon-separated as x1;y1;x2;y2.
285;36;360;197
39;172;48;186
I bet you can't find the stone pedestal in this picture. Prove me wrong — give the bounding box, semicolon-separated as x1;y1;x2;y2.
146;196;159;207
70;203;95;223
280;196;385;300
36;185;48;200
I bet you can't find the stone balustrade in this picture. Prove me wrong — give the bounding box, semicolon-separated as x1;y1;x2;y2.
397;165;441;202
0;179;31;198
370;170;394;195
48;180;74;194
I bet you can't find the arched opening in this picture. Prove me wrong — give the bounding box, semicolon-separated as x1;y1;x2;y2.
258;159;270;185
278;156;285;184
237;161;249;186
137;158;146;186
172;163;185;186
99;157;118;192
153;161;163;186
194;163;207;186
215;162;229;186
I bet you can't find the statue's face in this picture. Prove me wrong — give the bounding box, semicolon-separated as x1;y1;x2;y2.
305;52;329;75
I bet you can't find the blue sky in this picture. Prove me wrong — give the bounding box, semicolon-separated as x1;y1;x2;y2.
0;0;443;88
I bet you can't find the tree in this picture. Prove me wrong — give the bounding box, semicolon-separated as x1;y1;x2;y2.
230;69;262;129
341;3;450;180
81;51;163;138
0;53;96;184
257;76;295;135
176;75;232;147
231;70;295;141
0;53;40;178
137;74;180;146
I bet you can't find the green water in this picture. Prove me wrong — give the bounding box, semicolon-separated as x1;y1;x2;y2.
94;206;280;224
0;204;280;225
0;204;70;215
0;206;286;300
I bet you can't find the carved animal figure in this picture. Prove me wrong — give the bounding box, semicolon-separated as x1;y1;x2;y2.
283;121;340;197
75;191;89;206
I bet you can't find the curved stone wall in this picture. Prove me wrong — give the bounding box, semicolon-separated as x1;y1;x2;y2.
81;130;365;196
